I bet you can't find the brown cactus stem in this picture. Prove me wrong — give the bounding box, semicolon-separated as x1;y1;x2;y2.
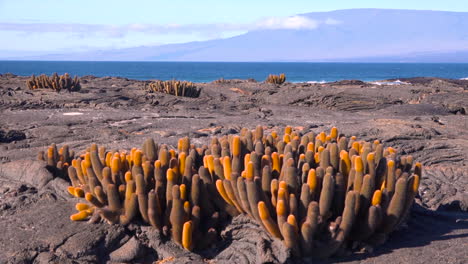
191;206;201;244
229;172;242;208
282;221;301;258
289;193;298;221
329;143;339;171
314;190;357;259
397;174;419;227
148;190;162;229
258;201;282;239
190;174;200;207
154;161;166;210
93;186;107;205
333;172;346;217
67;166;80;187
170;185;184;244
381;177;408;234
213;158;225;180
346;168;355;192
284;166;299;196
107;184;121;212
358;173;375;216
143;138;158;163
375;157;387;188
237;177;252;217
90;148;104;181
276;199;288;236
299;184;310;222
86;167;100;196
121;193;138;225
246;177;262;223
198;178;216;218
300;221;314;255
135;173;149;223
183;156;193;186
319;173;335;221
262;165;272;196
354;205;383;242
223;179;244;213
85;192;104;208
216;179;234;205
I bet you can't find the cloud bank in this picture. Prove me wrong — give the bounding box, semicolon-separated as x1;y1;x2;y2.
0;16;341;37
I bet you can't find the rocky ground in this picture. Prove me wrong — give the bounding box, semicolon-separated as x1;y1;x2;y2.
0;74;467;264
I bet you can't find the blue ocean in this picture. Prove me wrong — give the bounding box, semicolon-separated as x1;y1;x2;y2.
0;61;467;83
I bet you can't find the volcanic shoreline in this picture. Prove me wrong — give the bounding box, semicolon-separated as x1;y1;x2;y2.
0;74;467;263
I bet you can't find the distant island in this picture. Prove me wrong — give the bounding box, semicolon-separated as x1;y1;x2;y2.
4;9;468;62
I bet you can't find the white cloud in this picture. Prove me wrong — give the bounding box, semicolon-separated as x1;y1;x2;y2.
255;15;319;30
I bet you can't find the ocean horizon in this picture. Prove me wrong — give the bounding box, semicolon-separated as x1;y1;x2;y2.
1;61;467;83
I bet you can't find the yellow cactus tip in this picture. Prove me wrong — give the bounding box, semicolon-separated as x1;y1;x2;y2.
372;190;382;206
180;184;187;200
70;210;90;221
285;126;292;135
413;175;420;193
330;127;338;139
367;152;375;161
167;168;175;181
258;201;269;220
75;203;90;211
246;161;254;180
182;221;193;250
125;171;132;182
67;186;76;196
307;142;314;152
355;156;363;172
111;157;120;173
276;200;286;215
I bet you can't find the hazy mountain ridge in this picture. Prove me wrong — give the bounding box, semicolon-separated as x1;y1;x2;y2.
5;9;468;62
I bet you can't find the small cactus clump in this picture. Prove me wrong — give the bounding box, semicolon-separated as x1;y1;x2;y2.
265;73;286;85
26;73;81;92
147;80;201;98
48;138;234;251
38;143;75;178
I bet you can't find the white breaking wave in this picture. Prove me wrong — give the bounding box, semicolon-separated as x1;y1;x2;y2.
460;77;468;80
306;80;327;84
369;80;410;86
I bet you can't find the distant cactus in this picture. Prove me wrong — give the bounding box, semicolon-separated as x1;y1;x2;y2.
265;73;286;84
26;73;81;92
147;80;201;98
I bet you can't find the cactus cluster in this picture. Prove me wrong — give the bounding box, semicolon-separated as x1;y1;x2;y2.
26;73;81;92
38;143;75;177
47;138;237;251
147;80;201;98
212;126;421;258
265;73;286;85
41;126;421;257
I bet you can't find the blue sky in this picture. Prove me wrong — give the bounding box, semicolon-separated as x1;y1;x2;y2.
0;0;467;54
